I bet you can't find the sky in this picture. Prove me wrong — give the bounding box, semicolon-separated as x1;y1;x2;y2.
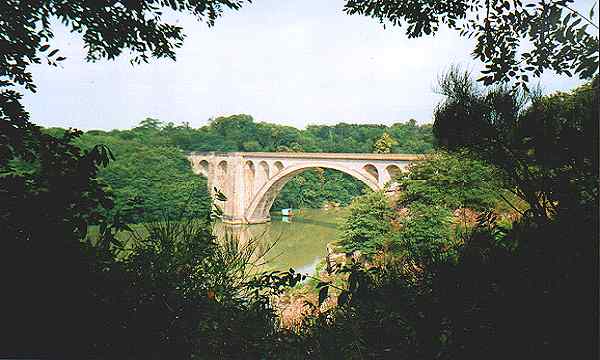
23;0;596;131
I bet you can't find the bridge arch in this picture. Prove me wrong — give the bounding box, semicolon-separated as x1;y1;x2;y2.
197;159;210;177
363;164;379;183
385;164;401;179
273;161;284;173
244;161;255;206
245;163;380;223
217;160;228;184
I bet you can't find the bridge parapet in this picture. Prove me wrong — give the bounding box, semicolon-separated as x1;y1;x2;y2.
189;151;422;161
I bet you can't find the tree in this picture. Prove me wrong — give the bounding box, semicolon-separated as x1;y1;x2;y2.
397;150;505;211
429;69;598;358
372;132;397;153
393;203;455;264
1;0;251;166
392;151;507;264
343;0;599;88
135;118;163;131
74;132;212;223
339;190;395;253
0;2;250;357
433;67;598;222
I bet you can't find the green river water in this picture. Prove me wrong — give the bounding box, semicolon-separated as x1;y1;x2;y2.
214;208;347;274
88;208;347;275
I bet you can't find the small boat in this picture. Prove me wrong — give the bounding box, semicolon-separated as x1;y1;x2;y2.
281;208;293;216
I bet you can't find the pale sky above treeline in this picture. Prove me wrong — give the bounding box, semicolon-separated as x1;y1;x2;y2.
24;0;597;131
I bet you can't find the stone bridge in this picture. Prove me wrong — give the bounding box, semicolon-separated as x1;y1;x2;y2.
188;152;422;224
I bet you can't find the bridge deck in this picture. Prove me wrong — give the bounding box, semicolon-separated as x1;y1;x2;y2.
189;151;423;161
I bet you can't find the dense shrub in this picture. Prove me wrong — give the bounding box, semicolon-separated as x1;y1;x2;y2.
294;75;598;360
393;203;456;263
397;150;505;210
338;190;395;253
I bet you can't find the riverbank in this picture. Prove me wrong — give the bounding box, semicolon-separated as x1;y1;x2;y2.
87;208;349;274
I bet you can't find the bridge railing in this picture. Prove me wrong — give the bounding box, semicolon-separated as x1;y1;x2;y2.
188;151;424;161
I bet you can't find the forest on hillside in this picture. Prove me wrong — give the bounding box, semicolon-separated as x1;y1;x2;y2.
44;117;434;222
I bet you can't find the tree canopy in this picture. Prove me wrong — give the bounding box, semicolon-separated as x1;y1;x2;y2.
344;0;599;88
43;116;434;217
433;68;598;222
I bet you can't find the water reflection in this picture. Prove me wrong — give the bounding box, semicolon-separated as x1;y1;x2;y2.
213;208;347;273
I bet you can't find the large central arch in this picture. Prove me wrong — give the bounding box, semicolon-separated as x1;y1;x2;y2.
245;163;380;223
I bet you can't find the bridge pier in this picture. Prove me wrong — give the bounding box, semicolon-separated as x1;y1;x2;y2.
189;152;421;224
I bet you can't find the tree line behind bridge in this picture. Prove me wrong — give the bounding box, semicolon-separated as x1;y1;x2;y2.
43;116;434;224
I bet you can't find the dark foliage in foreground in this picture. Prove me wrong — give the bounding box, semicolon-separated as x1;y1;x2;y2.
287;75;598;359
290;206;596;359
433;67;598;224
3;197;292;358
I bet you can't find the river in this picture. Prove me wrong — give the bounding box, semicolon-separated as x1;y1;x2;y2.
214;208;348;275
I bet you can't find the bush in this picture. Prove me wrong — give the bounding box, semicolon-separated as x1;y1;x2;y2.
393;203;456;263
338;190;395;253
397;150;505;211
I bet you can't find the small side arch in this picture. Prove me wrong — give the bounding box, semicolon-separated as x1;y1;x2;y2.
216;160;228;193
273;161;284;173
244;161;256;205
255;160;271;192
385;164;401;180
198;160;210;177
259;161;270;179
363;164;379;183
190;157;210;177
217;160;228;174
